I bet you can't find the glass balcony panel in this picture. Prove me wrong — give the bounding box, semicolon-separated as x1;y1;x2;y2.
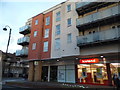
76;2;93;9
76;5;119;26
17;37;29;45
19;25;30;33
77;28;120;46
15;48;28;56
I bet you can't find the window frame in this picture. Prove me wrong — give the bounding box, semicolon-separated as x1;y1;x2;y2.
45;16;50;25
35;19;38;25
55;24;60;35
44;29;50;38
67;33;72;43
55;38;60;50
32;43;36;50
56;11;61;22
43;41;49;52
34;31;38;37
67;4;71;12
67;18;72;27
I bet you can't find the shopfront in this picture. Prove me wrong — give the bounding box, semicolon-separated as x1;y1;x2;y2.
77;58;120;85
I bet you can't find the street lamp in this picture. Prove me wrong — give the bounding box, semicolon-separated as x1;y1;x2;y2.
3;25;12;54
3;25;12;77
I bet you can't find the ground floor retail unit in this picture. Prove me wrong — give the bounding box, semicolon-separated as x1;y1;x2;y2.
28;53;120;86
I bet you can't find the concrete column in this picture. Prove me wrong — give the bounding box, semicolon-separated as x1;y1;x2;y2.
28;62;34;81
34;61;42;81
48;65;50;82
106;63;112;86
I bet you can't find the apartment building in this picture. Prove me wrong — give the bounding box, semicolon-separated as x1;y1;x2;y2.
76;1;120;85
17;0;120;86
16;18;32;76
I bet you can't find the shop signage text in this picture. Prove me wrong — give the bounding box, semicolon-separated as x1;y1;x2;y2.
80;58;99;64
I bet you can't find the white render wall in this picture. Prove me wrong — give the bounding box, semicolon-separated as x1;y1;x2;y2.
80;44;120;55
51;1;80;58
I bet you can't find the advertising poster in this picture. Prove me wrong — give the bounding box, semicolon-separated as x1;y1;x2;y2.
97;68;102;78
82;68;87;77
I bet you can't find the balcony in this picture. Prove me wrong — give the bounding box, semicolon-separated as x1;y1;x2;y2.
17;36;30;46
76;5;120;31
76;2;116;15
19;25;31;35
16;48;28;57
77;28;120;47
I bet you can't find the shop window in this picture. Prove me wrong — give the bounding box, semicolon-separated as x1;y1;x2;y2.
77;64;108;84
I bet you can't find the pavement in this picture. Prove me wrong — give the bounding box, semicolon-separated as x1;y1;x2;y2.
1;77;118;89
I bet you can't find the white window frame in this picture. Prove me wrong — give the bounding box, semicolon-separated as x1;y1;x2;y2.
56;11;61;22
44;29;49;38
67;18;72;27
35;19;38;25
67;4;71;12
32;43;36;50
34;31;38;37
67;33;72;43
46;16;50;25
55;38;60;50
43;41;48;52
55;24;60;35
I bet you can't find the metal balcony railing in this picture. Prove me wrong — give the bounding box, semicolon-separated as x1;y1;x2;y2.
77;28;120;46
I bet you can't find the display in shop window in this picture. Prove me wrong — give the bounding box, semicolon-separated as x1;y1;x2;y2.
82;68;87;77
96;67;102;78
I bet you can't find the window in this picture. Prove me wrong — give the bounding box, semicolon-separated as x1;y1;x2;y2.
44;29;49;38
43;41;48;52
67;18;72;27
55;38;60;50
34;31;38;37
32;43;36;50
67;4;71;12
67;33;72;43
35;19;38;25
46;16;50;25
56;11;61;21
56;24;60;35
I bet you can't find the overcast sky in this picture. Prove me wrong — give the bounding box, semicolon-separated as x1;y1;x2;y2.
0;0;66;53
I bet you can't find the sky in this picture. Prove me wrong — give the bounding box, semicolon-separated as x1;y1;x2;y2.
0;0;66;54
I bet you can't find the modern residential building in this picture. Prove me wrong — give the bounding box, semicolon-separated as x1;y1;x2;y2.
17;0;120;86
76;1;120;85
16;18;32;76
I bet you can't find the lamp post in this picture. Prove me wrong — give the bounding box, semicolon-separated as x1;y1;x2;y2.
3;25;12;54
3;25;12;77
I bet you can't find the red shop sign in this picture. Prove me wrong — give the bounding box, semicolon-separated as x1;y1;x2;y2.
80;58;99;64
